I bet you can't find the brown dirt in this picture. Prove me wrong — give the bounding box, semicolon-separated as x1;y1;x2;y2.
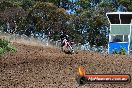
0;42;132;88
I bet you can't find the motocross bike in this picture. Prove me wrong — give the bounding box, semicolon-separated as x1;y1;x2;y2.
61;38;75;54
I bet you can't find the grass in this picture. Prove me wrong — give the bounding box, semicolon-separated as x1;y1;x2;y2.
0;38;16;55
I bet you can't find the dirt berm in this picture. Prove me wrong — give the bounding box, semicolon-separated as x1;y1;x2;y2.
0;42;132;88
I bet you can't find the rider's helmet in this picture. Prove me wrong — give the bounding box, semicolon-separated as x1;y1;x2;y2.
65;34;70;41
66;35;69;38
60;31;63;35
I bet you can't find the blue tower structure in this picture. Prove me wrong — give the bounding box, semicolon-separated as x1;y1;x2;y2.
106;12;132;54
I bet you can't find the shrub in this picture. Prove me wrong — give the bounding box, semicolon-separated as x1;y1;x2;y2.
0;38;17;55
0;38;9;48
112;48;126;55
119;48;126;55
0;47;4;54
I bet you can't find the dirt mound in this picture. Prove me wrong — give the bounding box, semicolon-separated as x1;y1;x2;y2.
0;42;132;88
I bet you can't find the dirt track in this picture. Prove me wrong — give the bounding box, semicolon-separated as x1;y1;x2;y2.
0;42;132;88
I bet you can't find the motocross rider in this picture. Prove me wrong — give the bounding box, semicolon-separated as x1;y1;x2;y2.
60;32;69;47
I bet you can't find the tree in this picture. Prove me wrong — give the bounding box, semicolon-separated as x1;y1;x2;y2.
0;1;15;11
26;2;71;38
21;0;35;11
0;0;122;46
117;0;132;11
0;1;27;33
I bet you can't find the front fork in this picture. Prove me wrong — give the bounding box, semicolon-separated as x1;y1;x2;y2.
67;43;74;52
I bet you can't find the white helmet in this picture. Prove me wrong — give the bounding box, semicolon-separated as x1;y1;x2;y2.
66;35;69;38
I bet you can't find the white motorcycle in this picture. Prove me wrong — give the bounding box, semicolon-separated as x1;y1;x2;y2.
61;38;75;54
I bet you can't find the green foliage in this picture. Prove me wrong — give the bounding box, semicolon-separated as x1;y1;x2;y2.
112;48;126;55
0;47;4;54
76;0;90;9
27;2;70;37
128;6;132;11
21;0;35;11
0;1;14;11
0;38;17;55
117;0;132;10
0;0;131;47
117;0;130;6
0;39;9;48
119;48;126;55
